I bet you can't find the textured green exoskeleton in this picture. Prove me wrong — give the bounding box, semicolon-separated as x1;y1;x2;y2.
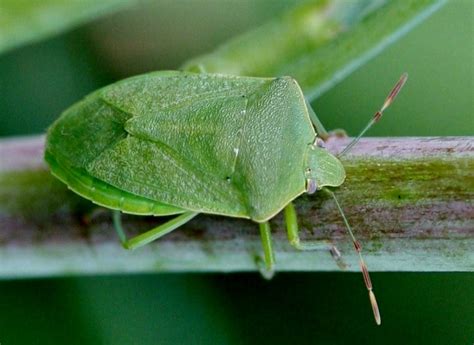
46;71;344;221
46;70;407;325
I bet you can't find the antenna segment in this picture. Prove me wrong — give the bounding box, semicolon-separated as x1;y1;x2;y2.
325;189;381;325
339;73;408;156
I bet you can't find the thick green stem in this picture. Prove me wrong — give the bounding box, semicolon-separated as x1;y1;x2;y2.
182;0;446;101
0;136;472;278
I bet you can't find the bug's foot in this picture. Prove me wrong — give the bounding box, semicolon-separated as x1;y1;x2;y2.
183;63;207;73
255;256;275;280
259;268;275;280
326;129;348;140
79;213;91;227
330;245;348;270
77;207;103;227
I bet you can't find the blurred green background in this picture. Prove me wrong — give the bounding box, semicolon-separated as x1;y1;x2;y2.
0;1;473;344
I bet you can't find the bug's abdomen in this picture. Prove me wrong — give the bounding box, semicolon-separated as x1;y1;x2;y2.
46;137;184;216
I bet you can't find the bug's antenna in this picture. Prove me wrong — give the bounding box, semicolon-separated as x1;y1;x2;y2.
339;73;408;157
325;188;381;325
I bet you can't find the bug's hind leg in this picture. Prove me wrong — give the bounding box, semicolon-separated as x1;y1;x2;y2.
284;202;329;251
113;210;199;250
255;222;276;280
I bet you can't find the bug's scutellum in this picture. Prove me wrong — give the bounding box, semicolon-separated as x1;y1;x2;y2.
328;73;408;325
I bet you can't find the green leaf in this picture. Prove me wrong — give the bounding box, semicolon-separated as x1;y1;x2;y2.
182;0;447;101
0;0;132;55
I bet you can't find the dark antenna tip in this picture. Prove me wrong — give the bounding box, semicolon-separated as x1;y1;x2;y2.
339;73;409;157
380;72;408;114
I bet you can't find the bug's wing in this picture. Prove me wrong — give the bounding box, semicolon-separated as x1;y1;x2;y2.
99;71;268;116
45;94;186;216
123;95;251;185
83;72;270;217
86;134;249;217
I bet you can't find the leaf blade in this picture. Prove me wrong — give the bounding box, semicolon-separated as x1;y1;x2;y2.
0;0;132;55
182;0;447;101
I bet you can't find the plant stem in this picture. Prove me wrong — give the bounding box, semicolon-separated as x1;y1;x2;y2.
0;136;472;278
182;0;446;101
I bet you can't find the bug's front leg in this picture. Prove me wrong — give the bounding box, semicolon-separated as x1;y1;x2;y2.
256;222;276;280
284;202;348;269
306;101;329;140
306;101;347;141
113;210;199;250
284;202;329;251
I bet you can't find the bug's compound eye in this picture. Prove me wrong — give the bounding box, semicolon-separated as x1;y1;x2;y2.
305;178;318;194
315;138;325;148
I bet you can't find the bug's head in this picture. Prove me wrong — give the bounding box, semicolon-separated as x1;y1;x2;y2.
304;72;409;196
304;138;345;194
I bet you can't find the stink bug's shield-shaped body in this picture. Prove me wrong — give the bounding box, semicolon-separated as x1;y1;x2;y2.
46;71;344;223
46;70;406;326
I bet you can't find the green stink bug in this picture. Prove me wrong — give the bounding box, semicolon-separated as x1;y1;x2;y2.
45;71;407;325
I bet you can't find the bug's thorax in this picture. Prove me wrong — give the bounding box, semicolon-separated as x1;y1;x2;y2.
303;137;346;193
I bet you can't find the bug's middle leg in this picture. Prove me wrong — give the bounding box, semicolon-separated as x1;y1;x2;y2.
306;101;347;140
113;210;199;250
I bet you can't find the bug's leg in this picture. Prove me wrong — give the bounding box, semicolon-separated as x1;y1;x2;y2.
256;222;276;280
284;203;348;268
284;202;328;251
306;101;329;140
196;64;207;73
113;210;128;244
184;63;207;73
113;210;199;250
330;245;348;270
78;206;103;228
306;101;347;141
